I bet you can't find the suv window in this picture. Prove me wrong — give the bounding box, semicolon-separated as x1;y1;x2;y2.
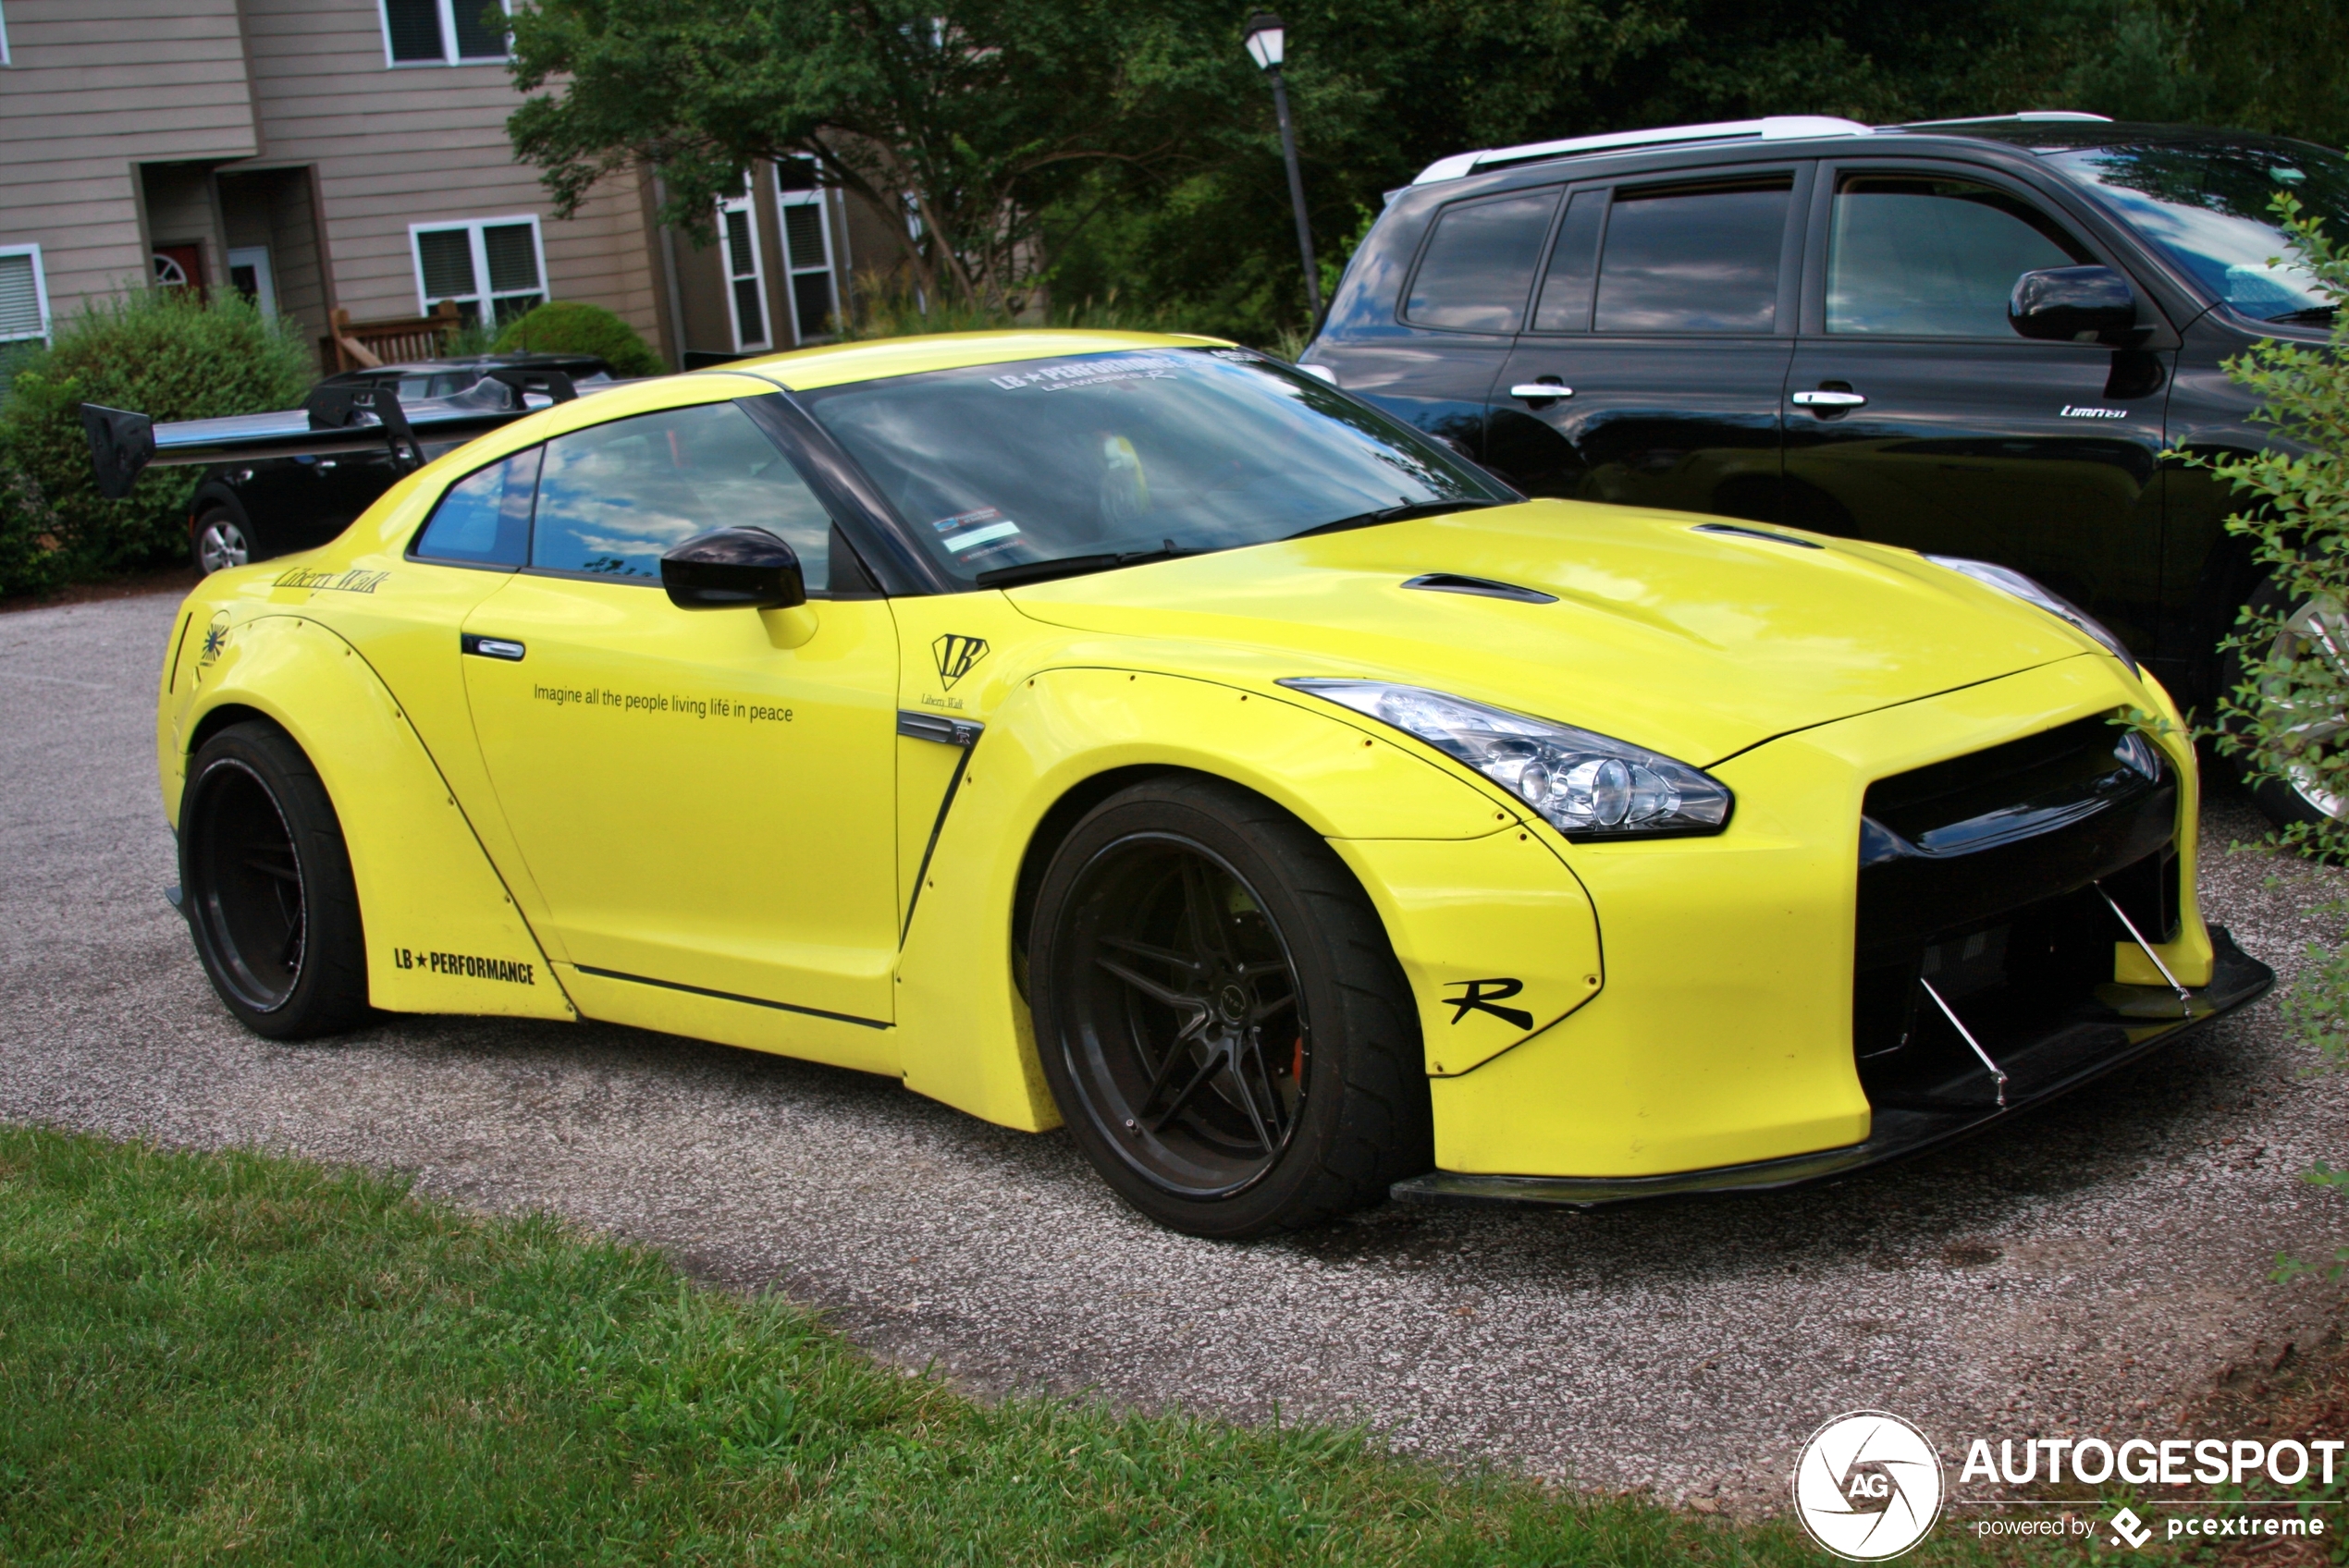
1531;190;1607;332
1827;174;2090;336
412;447;540;568
1403;190;1561;332
1593;177;1791;334
529;400;835;586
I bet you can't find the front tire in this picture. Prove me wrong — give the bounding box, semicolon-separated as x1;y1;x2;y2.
1028;777;1430;1238
179;722;370;1038
2217;576;2349;833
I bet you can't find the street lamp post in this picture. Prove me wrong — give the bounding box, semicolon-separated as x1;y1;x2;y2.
1244;11;1321;322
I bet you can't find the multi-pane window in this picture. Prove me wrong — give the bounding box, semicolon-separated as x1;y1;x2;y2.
0;245;50;345
381;0;510;66
411;216;546;330
717;179;769;353
775;157;840;343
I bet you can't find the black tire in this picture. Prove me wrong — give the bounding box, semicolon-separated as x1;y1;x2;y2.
2215;574;2349;834
179;721;371;1039
1028;776;1430;1238
191;503;256;574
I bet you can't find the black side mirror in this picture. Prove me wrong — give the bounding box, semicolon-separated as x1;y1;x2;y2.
661;526;806;610
2010;265;2139;344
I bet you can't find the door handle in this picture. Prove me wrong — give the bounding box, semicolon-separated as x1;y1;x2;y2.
1790;390;1867;408
1508;383;1573;399
461;633;525;662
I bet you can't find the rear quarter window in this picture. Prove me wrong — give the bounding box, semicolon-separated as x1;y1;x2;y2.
1402;190;1561;332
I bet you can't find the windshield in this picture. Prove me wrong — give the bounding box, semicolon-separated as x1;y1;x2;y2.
798;348;1510;585
2044;139;2349;322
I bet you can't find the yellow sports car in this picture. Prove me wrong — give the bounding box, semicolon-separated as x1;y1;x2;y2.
95;331;2269;1236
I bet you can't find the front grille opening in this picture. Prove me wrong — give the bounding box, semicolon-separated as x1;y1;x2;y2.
1864;714;2137;843
1853;846;2178;1111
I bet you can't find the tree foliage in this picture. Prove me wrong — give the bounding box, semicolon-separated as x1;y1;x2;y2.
506;0;2349;345
491;299;665;377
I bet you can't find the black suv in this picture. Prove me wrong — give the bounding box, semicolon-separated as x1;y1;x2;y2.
1302;114;2346;820
188;351;611;574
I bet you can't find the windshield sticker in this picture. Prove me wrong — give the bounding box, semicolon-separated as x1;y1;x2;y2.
932;507;1024;553
989;354;1182;393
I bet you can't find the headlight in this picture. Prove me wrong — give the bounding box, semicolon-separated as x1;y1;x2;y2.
1279;679;1733;839
1925;555;2139;675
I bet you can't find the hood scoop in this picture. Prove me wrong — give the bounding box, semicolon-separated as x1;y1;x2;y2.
1401;572;1557;605
1691;521;1824;550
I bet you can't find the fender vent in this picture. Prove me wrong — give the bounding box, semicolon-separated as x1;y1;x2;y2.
1401;572;1557;604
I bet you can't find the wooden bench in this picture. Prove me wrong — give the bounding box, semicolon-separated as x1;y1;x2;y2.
321;300;461;372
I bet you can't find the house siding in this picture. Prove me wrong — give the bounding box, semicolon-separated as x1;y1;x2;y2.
0;0;260;310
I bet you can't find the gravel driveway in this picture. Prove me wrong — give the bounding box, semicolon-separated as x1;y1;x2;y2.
6;592;2347;1508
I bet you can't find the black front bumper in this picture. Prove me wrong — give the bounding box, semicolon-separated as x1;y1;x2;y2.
1392;925;2270;1211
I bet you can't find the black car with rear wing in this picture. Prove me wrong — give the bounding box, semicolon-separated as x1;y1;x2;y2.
166;353;612;575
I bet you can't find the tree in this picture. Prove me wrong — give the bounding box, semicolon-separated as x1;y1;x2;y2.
508;0;1251;309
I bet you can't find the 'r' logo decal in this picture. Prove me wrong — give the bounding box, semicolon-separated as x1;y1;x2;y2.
933;633;990;690
1445;977;1532;1030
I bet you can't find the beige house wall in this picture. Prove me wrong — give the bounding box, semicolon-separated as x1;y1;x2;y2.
235;0;661;350
0;0;260;315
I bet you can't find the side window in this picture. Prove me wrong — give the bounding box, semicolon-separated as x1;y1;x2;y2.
1402;190;1561;332
529;400;835;589
1531;189;1607;332
411;447;539;568
1827;174;2092;337
1593;177;1793;334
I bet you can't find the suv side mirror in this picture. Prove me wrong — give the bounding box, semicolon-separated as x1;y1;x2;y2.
661;526;806;610
2010;265;2139;344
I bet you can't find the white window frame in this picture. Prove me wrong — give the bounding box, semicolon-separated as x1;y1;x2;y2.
0;243;53;345
717;178;771;354
379;0;514;68
407;214;547;331
774;157;842;346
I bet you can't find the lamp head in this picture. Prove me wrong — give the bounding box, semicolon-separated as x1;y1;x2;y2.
1243;11;1285;70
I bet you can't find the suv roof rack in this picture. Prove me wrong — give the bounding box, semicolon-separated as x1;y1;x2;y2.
1896;111;2114;128
1409;116;1874;186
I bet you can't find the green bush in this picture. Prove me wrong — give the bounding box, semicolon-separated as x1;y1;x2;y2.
0;288;314;595
2204;196;2349;862
490;300;664;377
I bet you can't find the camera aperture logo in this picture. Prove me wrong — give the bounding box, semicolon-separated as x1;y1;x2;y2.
1794;1411;1946;1561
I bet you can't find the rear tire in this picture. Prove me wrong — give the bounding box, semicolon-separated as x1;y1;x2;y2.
1028;776;1430;1238
2216;575;2349;834
191;506;254;574
179;721;370;1039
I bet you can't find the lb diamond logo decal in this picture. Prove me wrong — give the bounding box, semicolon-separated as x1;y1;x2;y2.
1792;1410;1945;1561
933;633;989;690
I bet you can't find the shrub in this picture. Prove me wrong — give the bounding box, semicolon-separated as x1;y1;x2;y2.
489;300;663;377
2204;197;2349;861
0;288;314;594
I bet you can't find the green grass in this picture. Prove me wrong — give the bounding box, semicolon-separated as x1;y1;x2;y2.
0;1123;1937;1565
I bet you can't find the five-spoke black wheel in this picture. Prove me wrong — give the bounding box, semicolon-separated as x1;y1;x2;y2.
1030;777;1429;1237
180;721;369;1038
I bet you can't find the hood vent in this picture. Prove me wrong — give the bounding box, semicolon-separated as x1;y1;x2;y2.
1401;572;1557;605
1691;521;1824;550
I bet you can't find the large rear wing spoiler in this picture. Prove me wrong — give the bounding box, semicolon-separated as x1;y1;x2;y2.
80;366;587;500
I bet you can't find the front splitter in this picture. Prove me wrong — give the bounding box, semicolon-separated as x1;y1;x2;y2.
1390;927;2274;1211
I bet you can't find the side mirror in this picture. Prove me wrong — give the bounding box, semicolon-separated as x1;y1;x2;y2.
661;526;806;610
2010;265;2139;344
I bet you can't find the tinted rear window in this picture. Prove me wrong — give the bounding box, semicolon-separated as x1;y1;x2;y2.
1403;190;1561;332
1593;178;1791;334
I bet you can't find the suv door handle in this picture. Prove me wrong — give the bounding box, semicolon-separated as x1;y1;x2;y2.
1790;390;1867;408
1508;383;1573;399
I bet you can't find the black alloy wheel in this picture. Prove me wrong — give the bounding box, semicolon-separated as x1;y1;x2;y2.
1030;776;1429;1237
180;721;370;1038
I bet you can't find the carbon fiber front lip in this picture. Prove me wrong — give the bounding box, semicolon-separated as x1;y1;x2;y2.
1390;926;2274;1210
